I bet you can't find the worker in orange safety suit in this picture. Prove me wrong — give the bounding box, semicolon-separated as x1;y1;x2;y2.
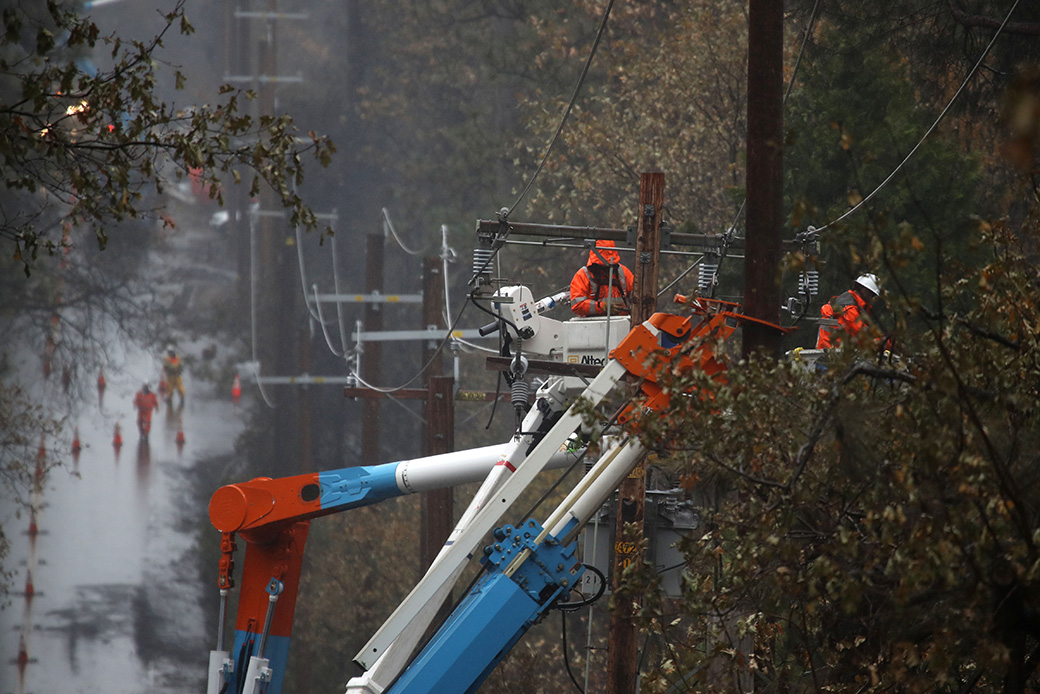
569;240;635;317
162;347;185;405
816;273;882;349
133;383;160;439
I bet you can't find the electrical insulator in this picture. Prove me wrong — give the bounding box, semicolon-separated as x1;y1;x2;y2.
799;270;819;299
472;246;495;288
698;262;718;295
511;378;531;416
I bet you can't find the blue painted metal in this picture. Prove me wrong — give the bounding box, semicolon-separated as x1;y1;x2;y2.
317;463;402;512
387;520;585;694
227;631;291;694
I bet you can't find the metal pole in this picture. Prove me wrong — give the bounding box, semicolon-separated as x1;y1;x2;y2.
215;588;228;651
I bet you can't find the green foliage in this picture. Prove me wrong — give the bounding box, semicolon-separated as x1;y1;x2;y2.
515;0;751;234
0;377;66;599
0;0;334;274
638;218;1040;692
287;500;422;693
783;22;983;313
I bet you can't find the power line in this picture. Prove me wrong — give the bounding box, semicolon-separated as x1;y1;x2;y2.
346;294;471;394
248;209;277;408
468;0;615;296
669;0;820;298
382;207;426;256
507;0;616;218
813;0;1022;233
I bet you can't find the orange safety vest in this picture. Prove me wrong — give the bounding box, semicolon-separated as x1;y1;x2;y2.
816;290;869;349
134;391;159;418
570;243;634;317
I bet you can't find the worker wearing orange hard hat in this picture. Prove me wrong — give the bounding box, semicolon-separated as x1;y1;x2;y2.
816;273;882;349
569;240;634;317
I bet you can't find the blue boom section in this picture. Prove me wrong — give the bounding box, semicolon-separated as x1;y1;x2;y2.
213;464;404;694
317;462;404;513
229;632;291;694
388;520;585;694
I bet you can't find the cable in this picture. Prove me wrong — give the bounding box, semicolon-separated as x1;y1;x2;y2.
560;608;585;694
312;283;346;357
330;229;351;360
296;225;322;322
441;224;455;327
347;291;472;393
471;291;519;334
658;253;706;297
556;564;607;611
381;207;425;256
668;0;819;295
507;0;616;218
814;0;1022;233
453;337;499;355
729;0;817;236
248;208;276;408
784;0;820;105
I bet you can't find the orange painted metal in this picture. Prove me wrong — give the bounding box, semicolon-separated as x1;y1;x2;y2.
611;301;788;428
208;473;326;652
208;473;322;537
232;520;310;642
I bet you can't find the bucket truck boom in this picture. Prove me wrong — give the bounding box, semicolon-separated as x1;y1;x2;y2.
207;292;777;694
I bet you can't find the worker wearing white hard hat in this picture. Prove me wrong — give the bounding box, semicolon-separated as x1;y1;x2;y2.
816;273;882;349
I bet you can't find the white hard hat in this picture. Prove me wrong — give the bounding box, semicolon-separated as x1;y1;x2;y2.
855;273;880;297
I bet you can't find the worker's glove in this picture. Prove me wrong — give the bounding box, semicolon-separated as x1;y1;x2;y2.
603;297;627;313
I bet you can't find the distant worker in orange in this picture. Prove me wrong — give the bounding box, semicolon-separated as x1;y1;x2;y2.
570;240;634;317
133;383;159;439
162;346;185;405
816;273;882;349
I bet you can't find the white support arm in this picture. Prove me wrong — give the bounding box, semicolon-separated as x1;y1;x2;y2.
348;385;568;692
354;360;628;669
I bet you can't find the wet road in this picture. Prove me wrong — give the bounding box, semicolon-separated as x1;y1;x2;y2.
1;347;245;694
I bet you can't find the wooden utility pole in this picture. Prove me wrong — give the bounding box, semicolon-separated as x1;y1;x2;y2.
607;172;663;694
422;376;455;549
743;0;785;358
421;258;454;632
420;257;454;571
361;233;385;463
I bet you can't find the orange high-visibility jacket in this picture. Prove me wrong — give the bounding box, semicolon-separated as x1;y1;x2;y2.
133;390;159;418
816;289;869;348
569;241;634;317
163;355;183;377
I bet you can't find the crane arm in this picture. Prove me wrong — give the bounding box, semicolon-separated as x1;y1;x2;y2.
206;445;583;694
210;296;785;694
368;306;775;694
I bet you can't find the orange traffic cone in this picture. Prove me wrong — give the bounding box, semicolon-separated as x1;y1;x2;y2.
175;419;186;449
28;509;38;539
72;426;82;454
25;570;34;600
17;634;28;671
231;374;242;402
34;438;45;487
97;367;106;391
113;422;123;448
